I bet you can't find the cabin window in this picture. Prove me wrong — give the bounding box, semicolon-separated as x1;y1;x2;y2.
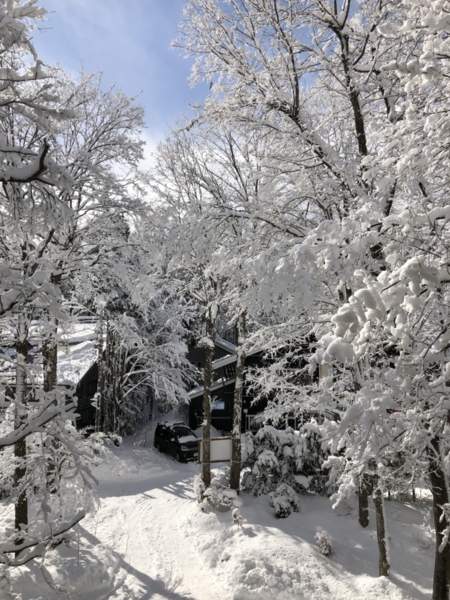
223;363;236;379
212;400;225;410
246;414;263;432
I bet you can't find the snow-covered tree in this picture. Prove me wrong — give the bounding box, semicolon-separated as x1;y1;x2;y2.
174;1;450;593
0;2;150;565
0;0;76;187
147;122;304;492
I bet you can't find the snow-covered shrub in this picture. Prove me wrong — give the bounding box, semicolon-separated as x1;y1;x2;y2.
315;530;333;556
41;539;121;597
204;483;237;510
244;425;325;491
195;471;242;512
301;419;333;496
202;479;238;511
243;421;332;496
242;426;306;497
83;431;122;454
308;474;330;495
269;484;300;518
244;448;280;496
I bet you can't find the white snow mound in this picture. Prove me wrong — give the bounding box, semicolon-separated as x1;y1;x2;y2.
41;542;119;598
182;505;413;600
195;425;222;438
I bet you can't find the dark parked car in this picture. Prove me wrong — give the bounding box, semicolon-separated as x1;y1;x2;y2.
154;421;198;462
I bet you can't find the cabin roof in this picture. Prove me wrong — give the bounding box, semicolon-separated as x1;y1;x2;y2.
188;377;236;399
0;322;97;386
188;344;262;399
214;335;237;354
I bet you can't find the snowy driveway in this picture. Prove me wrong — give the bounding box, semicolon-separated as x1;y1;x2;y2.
3;428;433;600
82;436;228;600
80;432;429;600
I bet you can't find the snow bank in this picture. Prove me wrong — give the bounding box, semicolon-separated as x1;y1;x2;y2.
41;543;119;598
0;431;429;600
181;500;413;600
195;425;222;438
3;539;124;600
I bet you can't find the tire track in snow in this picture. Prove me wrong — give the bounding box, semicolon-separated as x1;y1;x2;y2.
86;448;229;600
130;494;193;598
149;492;228;600
87;494;192;599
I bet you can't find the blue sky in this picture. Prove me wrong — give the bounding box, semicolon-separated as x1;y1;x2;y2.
32;0;208;162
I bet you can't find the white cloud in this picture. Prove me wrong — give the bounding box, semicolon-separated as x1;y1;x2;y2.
140;130;161;171
33;1;208;146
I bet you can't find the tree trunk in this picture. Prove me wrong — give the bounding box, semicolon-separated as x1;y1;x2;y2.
107;336;126;435
428;435;450;600
370;461;390;577
42;337;57;393
104;322;114;434
43;316;58;493
95;318;105;432
43;275;60;395
202;312;214;490
14;314;28;555
358;470;371;528
116;346;127;432
230;312;246;492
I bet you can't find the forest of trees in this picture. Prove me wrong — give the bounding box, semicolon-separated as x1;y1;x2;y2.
1;0;450;598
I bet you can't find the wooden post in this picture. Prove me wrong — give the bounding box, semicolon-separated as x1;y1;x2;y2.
358;470;371;528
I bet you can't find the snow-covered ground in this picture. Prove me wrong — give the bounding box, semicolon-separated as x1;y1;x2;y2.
0;424;435;599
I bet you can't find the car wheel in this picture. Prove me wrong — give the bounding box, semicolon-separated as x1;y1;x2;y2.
175;451;182;462
155;442;161;452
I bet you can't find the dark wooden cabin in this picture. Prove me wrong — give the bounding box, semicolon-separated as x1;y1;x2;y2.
0;321;99;430
186;336;265;434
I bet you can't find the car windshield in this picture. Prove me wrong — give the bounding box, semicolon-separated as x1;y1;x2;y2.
173;427;196;439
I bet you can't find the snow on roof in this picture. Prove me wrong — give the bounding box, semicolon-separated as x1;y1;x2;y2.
188;378;236;399
57;322;97;384
159;420;190;428
0;322;98;387
189;344;263;399
211;344;262;371
214;335;237;354
58;339;97;385
212;354;237;369
58;322;97;346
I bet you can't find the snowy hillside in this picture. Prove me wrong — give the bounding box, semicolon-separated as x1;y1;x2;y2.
0;425;434;600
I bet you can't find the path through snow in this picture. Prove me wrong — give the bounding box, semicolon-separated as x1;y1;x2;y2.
82;437;230;600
